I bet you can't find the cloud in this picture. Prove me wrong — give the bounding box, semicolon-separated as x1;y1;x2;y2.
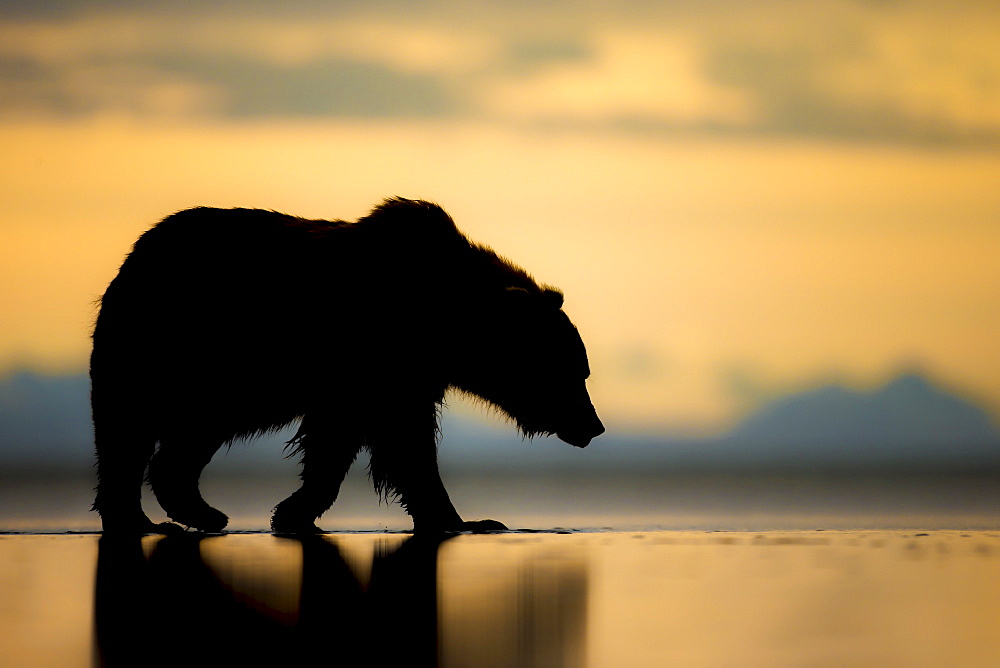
0;14;480;119
702;7;1000;146
0;1;999;146
0;55;225;118
0;13;499;73
0;54;461;120
481;30;757;127
152;54;460;119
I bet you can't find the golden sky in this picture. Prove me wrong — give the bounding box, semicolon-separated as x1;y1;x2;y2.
1;0;998;433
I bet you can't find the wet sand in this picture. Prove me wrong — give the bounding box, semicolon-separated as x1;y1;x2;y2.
1;530;998;667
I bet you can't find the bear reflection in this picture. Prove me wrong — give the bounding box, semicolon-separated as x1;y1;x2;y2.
93;534;442;666
93;534;587;667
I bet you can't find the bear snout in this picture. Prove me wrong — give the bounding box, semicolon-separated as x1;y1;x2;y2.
556;413;605;448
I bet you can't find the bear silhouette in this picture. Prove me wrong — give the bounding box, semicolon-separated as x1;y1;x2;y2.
91;198;604;533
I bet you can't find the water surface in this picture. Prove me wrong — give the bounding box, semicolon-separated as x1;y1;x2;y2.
2;530;998;667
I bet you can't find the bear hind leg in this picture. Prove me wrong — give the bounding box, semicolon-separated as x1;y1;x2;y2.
149;439;228;532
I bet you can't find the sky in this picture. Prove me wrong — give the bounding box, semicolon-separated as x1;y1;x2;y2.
0;0;998;436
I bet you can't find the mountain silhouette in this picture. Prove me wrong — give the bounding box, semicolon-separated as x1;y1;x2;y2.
728;372;999;447
0;370;93;468
1;369;998;473
715;372;1000;471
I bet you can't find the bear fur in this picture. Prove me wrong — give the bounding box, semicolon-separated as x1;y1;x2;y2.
91;198;604;533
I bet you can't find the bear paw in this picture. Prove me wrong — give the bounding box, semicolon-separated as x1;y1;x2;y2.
270;513;324;534
167;505;229;533
100;512;184;535
460;519;508;533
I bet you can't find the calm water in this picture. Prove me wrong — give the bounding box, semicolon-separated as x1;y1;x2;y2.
1;531;999;667
3;472;1000;532
2;473;999;666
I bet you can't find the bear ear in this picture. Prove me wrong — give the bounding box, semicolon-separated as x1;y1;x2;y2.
543;288;564;309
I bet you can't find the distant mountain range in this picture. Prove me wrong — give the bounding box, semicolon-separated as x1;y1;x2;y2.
439;371;1000;473
0;371;94;469
728;372;999;448
1;369;998;474
689;372;999;473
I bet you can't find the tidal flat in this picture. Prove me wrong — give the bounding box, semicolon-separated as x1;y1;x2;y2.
1;529;998;667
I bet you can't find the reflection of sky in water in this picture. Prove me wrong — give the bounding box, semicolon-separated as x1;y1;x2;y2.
1;532;998;667
4;473;1000;533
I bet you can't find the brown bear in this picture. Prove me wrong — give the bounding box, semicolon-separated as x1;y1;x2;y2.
91;198;604;533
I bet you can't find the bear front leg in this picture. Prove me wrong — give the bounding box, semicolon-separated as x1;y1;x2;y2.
367;410;507;534
93;421;182;534
272;434;361;534
148;438;228;532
